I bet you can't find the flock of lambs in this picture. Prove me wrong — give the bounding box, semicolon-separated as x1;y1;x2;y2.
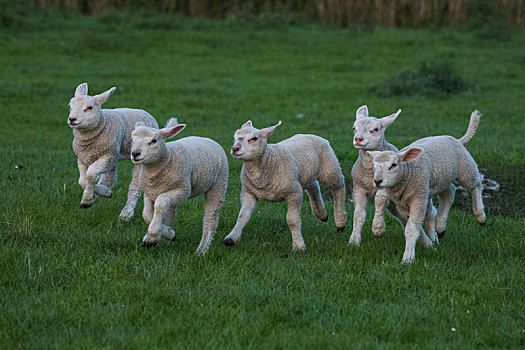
68;82;486;263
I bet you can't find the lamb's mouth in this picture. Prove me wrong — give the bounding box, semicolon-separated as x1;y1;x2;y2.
353;143;367;149
69;122;82;127
231;152;245;158
132;157;145;163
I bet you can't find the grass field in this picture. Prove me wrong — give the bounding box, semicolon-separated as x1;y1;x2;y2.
1;7;524;349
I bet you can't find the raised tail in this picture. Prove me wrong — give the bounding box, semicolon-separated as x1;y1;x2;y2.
165;117;179;129
458;110;481;145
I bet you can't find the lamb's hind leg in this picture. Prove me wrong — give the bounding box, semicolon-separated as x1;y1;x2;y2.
119;164;143;222
330;181;347;233
435;184;456;238
305;181;328;223
318;161;347;232
470;185;486;225
196;180;227;255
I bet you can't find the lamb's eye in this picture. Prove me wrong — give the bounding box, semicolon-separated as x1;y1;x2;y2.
389;163;397;170
149;139;157;145
249;137;258;143
84;106;93;112
374;128;379;132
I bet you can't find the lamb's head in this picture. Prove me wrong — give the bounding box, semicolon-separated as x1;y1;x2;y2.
367;148;422;189
68;83;116;130
352;105;401;150
231;120;281;160
131;118;185;165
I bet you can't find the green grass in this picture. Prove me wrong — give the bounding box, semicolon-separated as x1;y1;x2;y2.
1;8;524;349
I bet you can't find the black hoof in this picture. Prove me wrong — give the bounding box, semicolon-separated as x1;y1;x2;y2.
142;241;158;248
337;226;345;233
438;231;446;239
80;203;91;209
171;236;176;242
321;216;328;223
224;238;235;246
480;222;486;227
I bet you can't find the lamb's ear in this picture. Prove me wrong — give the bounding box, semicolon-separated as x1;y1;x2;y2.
380;109;401;130
242;120;253;128
367;151;382;159
398;147;423;162
356;105;369;120
160;124;186;139
93;87;116;105
75;83;88;97
260;121;282;138
135;121;146;128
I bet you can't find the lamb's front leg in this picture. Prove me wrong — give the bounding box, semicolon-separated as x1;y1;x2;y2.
401;203;426;264
77;159;87;190
119;164;143;222
224;191;257;246
80;157;113;208
371;189;388;237
349;187;368;246
142;194;154;225
142;190;188;247
286;190;305;250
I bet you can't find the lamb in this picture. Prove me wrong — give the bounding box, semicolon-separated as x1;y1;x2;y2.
224;120;347;250
68;82;158;221
367;110;486;263
131;118;228;254
348;105;407;246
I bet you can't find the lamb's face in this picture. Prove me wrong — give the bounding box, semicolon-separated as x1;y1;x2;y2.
353;117;383;150
352;105;400;150
369;151;402;189
131;127;163;165
68;95;101;130
231;127;264;160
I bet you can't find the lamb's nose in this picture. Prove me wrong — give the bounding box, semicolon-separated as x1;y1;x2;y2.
355;137;364;143
69;117;76;123
132;151;141;158
231;145;240;153
374;179;383;187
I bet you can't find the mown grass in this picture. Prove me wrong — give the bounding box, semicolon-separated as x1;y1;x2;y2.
0;8;524;349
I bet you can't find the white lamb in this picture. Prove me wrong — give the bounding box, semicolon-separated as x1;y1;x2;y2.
68;82;158;221
368;110;486;263
131;118;228;254
349;105;407;246
224;120;347;250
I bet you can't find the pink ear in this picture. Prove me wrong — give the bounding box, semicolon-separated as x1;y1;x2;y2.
93;87;116;105
75;83;88;97
242;120;253;128
356;105;368;120
160;124;186;139
260;121;282;138
380;109;401;129
399;147;422;162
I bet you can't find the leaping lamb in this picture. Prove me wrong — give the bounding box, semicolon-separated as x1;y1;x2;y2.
131;118;228;254
349;105;407;246
367;110;486;263
224;120;347;250
68;82;158;221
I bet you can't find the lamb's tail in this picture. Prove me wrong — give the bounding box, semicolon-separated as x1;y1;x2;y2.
165;117;178;129
458;110;481;145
